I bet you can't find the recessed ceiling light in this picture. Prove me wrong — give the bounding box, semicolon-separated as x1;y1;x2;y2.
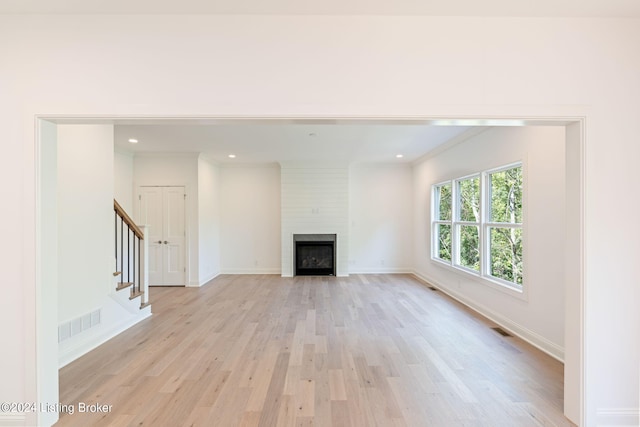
396;154;404;158
228;154;236;159
128;138;138;144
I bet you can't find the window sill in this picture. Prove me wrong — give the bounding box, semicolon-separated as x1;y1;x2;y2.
430;257;527;301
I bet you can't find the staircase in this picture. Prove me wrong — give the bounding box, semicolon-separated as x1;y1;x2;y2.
114;200;150;310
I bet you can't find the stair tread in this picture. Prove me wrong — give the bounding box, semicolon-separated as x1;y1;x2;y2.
113;271;122;277
139;301;151;310
129;289;144;300
115;282;134;291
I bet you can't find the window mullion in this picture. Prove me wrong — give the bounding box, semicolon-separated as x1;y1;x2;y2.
452;179;459;266
480;172;487;277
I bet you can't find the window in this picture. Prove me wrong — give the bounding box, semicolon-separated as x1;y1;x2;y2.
486;166;523;285
431;163;523;290
456;175;480;272
432;183;452;262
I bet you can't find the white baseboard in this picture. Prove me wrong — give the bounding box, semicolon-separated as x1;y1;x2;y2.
0;414;26;426
200;271;220;286
596;408;640;426
58;311;151;368
187;271;220;287
412;271;565;362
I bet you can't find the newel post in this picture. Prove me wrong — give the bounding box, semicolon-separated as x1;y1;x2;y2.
139;225;150;305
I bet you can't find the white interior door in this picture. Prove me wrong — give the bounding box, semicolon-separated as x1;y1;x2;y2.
138;186;186;286
139;187;164;285
162;187;186;285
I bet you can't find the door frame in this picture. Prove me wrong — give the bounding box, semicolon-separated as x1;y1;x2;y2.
33;114;586;427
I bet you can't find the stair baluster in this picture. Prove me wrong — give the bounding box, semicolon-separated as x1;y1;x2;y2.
120;215;124;283
113;200;147;309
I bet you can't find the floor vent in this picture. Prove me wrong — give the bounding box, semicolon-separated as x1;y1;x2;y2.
492;327;512;337
428;287;438;291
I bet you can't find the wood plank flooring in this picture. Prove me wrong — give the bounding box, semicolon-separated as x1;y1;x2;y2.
56;274;576;427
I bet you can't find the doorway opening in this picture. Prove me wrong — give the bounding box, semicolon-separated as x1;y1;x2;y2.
35;115;584;427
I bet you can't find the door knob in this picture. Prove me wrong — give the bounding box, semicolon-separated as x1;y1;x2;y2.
156;240;162;244
163;241;169;244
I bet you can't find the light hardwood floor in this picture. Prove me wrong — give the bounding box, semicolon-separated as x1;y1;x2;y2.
56;274;576;427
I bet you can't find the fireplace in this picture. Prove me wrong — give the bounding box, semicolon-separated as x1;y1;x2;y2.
294;234;336;276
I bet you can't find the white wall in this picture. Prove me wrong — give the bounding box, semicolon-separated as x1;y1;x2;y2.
56;124;150;381
57;125;114;323
349;164;413;273
133;153;200;285
114;149;134;214
413;126;566;359
4;15;640;426
219;164;281;274
281;163;349;276
197;156;221;284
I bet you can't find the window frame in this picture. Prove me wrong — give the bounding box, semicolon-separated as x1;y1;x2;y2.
483;163;524;287
453;173;481;273
432;181;453;264
431;162;524;293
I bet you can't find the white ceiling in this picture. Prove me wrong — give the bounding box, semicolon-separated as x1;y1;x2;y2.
114;122;475;165
2;0;639;17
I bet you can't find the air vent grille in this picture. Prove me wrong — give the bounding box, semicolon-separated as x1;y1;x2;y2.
58;309;101;343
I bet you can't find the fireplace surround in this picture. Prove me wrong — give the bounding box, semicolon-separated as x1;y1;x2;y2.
293;234;336;276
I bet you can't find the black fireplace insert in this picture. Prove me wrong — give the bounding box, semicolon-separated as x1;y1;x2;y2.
295;241;335;276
